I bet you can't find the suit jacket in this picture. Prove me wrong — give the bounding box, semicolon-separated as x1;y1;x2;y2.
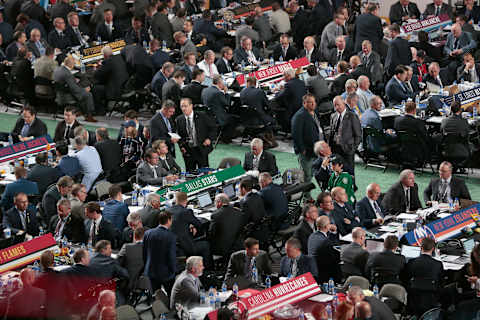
381;181;422;215
424;176;471;202
182;80;205;105
49;1;74;20
27;164;61;195
159;154;181;175
84;217;119;248
456;63;480;82
329;110;362;155
176;111;216;155
5;41;19;61
276;78;307;115
26;39;49;58
259;183;288;228
7;285;45;319
235;26;260;49
340;242;369;276
320;21;346;60
170;270;201;309
53;119;80;144
291;107;321;158
137;206;160;229
3;206;39;236
65;25;88;47
47;29;74;51
95;22;123;42
162;78;182;106
239;86;273;124
356;196;384;228
332;202;361;236
291;8;310;48
441;114;469;137
117;241;144;289
11;118;47;143
152;12;173;46
53;65;86;102
253;15;272;42
312;156;332;190
225;250;272;288
423;2;453;19
280;254;319;279
125;27;149;45
151;50;170;72
215;58;234;74
389;1;421;25
365;249;406;280
330;73;350;96
169;204;202;255
364;296;397;320
240;191;267;224
41;185;61;221
294;219;315;254
457;5;480;23
209;205;245;256
89;252;129;281
60;263;96;307
233;47;263;65
94;139;122;179
201;86;232;127
353;13;384;53
0;178;38;211
150;111;176;156
385;77;412;106
307;231;340;282
136;161;168;186
143;226;176;282
394;114;429;145
444;31;477;57
49;213;87;244
94;54;129;100
272;44;298;61
243;151;278;176
385;37;412;76
298;47;322;63
327;48;352;67
193;18;226;44
306;75;330;102
406;253;443;283
359;50;383;85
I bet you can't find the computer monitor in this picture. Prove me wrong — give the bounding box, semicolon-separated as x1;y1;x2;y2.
223;184;235;199
366;240;384;253
197;192;212;208
401;245;421;259
463;238;475;256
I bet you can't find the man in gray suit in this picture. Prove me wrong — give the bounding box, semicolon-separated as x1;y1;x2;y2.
170;256;204;309
33;46;57;80
358;40;383;86
173;31;197;57
117;226;145;291
53;56;96;122
253;7;272;43
136;149;174;186
320;13;346;61
26;28;48;58
340;227;369;277
225;238;272;289
138;193;161;228
235;16;260;49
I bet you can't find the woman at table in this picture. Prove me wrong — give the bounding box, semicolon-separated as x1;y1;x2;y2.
119;120;143;175
327;156;356;205
152;139;181;175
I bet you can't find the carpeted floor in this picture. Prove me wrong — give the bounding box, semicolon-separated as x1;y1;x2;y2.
2;113;479;204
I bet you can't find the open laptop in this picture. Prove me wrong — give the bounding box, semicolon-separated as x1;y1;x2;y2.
197;192;212;208
366;239;384;253
401;245;421;259
452;239;476;264
223;184;235;200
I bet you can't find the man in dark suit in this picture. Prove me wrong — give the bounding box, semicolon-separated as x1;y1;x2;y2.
162;70;185;107
456;52;480;83
0;167;38;212
356;183;385;228
53;107;80;144
394;100;430;150
47;17;74;52
386;65;414;106
89;240;129;285
298;36;322;63
48;0;73;21
280;237;318;279
150;100;177;157
423;0;453;19
385;24;412;77
358;40;384;86
49;198;86;244
179;52;196;84
243;138;278;175
26;28;48;58
440;101;471;166
176;97;216;172
209;193;245;256
11;105;47;143
3;192;39;236
327;36;352;67
331;187;361;236
136;194;160;229
294;204;319;254
444;23;477;74
182;68;206;105
389;0;421;25
7;268;45;319
95;9;123;42
277;68;307;132
330;62;351;97
259;172;288;230
233;36;263;66
424;161;471;203
457;0;480;23
84;202;119;249
273;34;298;61
347;286;397;320
365;235;405;284
193;10;226;51
423;62;449;88
225;237;272;289
152;3;174;47
42;176;73;222
353;4;384;53
216;46;235;74
27;152;62;196
65;12;88;47
240;76;276;128
405;237;444;316
290;2;309;49
238;179;269;245
143;211;177;294
382;169;422;215
93;127;121;180
136;149;170;186
170;191;212;267
312;141;335;191
125;16;149;45
341;227;369;277
117;226;144;291
308;215;341;282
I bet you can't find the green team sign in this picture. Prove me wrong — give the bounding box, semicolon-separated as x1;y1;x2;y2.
156;165;246;199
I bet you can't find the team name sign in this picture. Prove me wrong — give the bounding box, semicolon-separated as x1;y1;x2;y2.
444;86;480;106
0;135;54;163
402;15;451;34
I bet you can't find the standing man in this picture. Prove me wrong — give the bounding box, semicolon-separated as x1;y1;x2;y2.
292;94;323;198
385;24;412;77
320;13;346;61
150;100;178;157
353;4;383;53
382;169;422;215
294;204;319;254
73;136;103;192
424;161;471;203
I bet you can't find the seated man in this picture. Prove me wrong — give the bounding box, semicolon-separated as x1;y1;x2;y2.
340;227;369;277
0;167;38;212
182;68;206;105
294;204;319;254
423;62;449;88
440;101;471;167
47;17;74;52
424;161;471;203
331;186;361;236
102;184;130;232
170;256;204;309
385;65;413;106
240;76;276;130
382;169;422;215
95;9;123;42
7;268;45;319
225;238;272;289
356;183;385;228
394;101;430;156
243;138;278;176
197;50;219;78
117;226;145;292
27;152;62;195
86;290;116;320
258;172;288;230
73;136;103;192
152;140;181;175
3;192;39;236
94;127;122;183
280;237;318;280
137;194;161;229
49;198;86;243
11;105;47;143
55;143;81;178
53;106;80;144
365;235;405;285
42;176;74;223
136;148;172;186
238;179;269;245
84;202;119;248
456;52;480;83
89;240;129;283
233;36;263;66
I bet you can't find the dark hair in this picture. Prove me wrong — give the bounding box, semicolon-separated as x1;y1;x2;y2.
217;307;234;320
302;203;317;217
173;70;186;79
124;109;138;119
46;46;55;56
13;30;25;41
450;101;461;114
457;14;468;23
64;106;76;114
35;152;48;164
95;240;111;252
56;143;68;156
394;65;407;75
246;76;257;86
86;201;101;214
73;248;88;263
244;237;259;249
103;8;113;13
220;46;232;56
405;101;416;113
421;237;436;252
331;155;344;166
40;250;54;269
192;68;204;80
108;184;122;198
176;8;186;17
22;105;36;116
158;211;172;225
144;148;157;160
388;23;400;34
384;235;399;250
337;61;349;73
202;10;211;19
316;191;331;206
134;227;145;240
307;64;318;76
239;179;254;192
132;15;143;23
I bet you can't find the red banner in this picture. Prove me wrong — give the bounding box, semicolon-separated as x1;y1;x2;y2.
235;57;310;85
0;234;57;273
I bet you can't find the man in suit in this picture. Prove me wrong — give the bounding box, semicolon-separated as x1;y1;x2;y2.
358;40;383;86
382;169;422;215
298;36;322;63
179;52;197;84
65;12;88;47
327;36;351;67
26;28;48;58
170;256;204;308
273;33;298;61
53;107;80;144
0;167;38;212
193;10;226;51
386;65;413;106
136;194;160;229
10;46;34;101
216;46;235;74
405;237;444;316
269;2;291;33
235;16;259;49
308;215;341;282
54;56;96;122
240;76;276;132
457;52;480;83
27;152;62;195
49;198;86;243
5;30;25;61
457;0;480;23
3;192;39;236
225;237;272;289
89;240;129;285
356;183;385;228
331;187;361;236
347;285;396;320
41;175;73;222
312;142;335;191
277;68;307;133
162;71;185;107
102;185;129;232
234;36;263;66
341;227;369;277
47;17;74;52
253;7;272;43
280;237;318;279
95;9;122;42
329;96;361;175
330;61;350;97
136;149;171;186
173;31;197;57
150;100;177;157
289;2;309;49
209;193;245;256
353;4;384;53
94;128;122;183
151;62;174;97
424;161;471;203
182;68;205;105
33;46;57;88
75;126;97;147
294;204;319;254
440;101;471;165
49;0;73;21
117;226;144;291
143;211;177;295
423;62;449;88
11;105;47;143
394;100;430;150
243;138;278;175
389;0;421;25
444;23;477;74
259;172;288;229
7;268;45;319
320;13;347;61
56;143;81;178
385;24;412;77
238;179;269;244
423;0;453;19
291;94;322;194
125;16;149;45
154;140;181;174
84;202;119;248
365;235;406;286
176;98;216;171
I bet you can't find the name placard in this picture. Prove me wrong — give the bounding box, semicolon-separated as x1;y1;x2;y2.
404;204;479;246
401;15;452;34
0;135;54;164
0;234;58;273
81;39;126;58
444;86;480;106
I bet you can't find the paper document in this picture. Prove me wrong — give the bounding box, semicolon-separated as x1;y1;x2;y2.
308;294;333;303
397;213;418;220
168;132;181;140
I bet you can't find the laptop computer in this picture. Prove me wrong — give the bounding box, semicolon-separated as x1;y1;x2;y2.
223;184;235;199
197;192;212;208
463;238;475;256
401;245;421;259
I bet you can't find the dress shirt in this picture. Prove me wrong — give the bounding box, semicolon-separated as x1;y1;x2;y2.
17;208;27;230
89;215;102;245
160;112;172;132
438;176;452;203
74;146;103;191
337;49;344;62
222;58;232;72
105;22;113;34
149;163;158;178
368;198;383;221
247;50;258;64
20;122;30;138
64;123;73;139
35;41;46;56
252;151;262;170
467;66;479;83
185;112;197;146
305;48;313;62
403;185;411;211
197;60;218;77
102;199;129;231
55;214;70;239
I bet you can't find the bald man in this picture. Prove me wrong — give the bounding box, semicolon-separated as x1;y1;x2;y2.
7;268;46;318
87;290;116;320
356;183;385;228
340;227;369;277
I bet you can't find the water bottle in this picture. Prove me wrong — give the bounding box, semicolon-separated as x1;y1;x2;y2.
47;151;53;165
143;40;148;49
270;57;274;66
326;304;333;320
38;226;44;236
328;278;334;295
131;189;138;206
241;60;245;72
415;94;420;106
449;199;454;211
160;314;167;320
4;227;11;238
454;197;459;209
215;292;221;309
200;290;206;305
333;294;338;310
265;276;271;288
80;62;85;74
97;35;101;44
373;284;379;298
14;159;20;167
299;310;305;320
208;287;215;308
286;170;292;184
32;260;40;273
252;265;258;283
221;282;227;292
233;283;239;299
162;40;167;50
8;134;13;145
138;189;145;206
473;106;478;119
401;100;405;110
279;55;283;62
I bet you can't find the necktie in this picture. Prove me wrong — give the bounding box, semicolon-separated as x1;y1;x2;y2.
226;60;231;72
250;257;257;281
437;77;443;87
64;125;71;140
405;189;410;211
403;6;409;16
36;41;45;56
290;258;297;277
307;50;311;62
152;165;158;178
21;123;30;137
454;38;459;50
19;211;27;230
164;117;172;132
208;64;213;76
163;158;170;171
439;180;448;202
283;47;287;58
75;28;85;46
435;6;440;16
253;155;259;169
108;24;112;35
55;218;63;238
59;31;63;38
187;116;195;145
373;201;382;218
90;220;97;244
337;50;342;62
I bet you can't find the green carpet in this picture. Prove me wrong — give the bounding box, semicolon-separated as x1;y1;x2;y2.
4;113;479;204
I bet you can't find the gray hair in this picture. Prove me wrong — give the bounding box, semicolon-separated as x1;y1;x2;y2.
347;285;364;298
352;227;365;240
215;193;229;205
74;126;87;137
440;161;452;171
314;141;327;155
316;215;330;229
74;136;86;148
101;45;113;57
146;193;160;206
284;68;295;78
369;95;382;107
399;169;414;182
186;256;203;272
345;79;358;90
126;211;142;223
357;75;369;87
204;50;215;59
250;138;263;149
366;183;379;194
286;237;302;249
346;93;358;102
57;198;71;208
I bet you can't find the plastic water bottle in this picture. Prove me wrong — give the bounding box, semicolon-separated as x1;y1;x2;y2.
328;278;335;295
454;197;459;209
143;40;148;49
252;265;258;283
415;94;420;106
97;35;101;43
131;189;138;206
162;40;167;50
4;227;11;238
270;57;274;66
265;276;271;288
299;310;305;320
286;170;293;184
373;284;379;298
233;283;239;298
47;151;53;165
326;304;333;320
200;290;206;305
160;314;167;320
449;199;454;211
80;62;85;74
222;282;227;292
138;190;145;206
215;292;221;309
8;134;13;145
241;60;245;71
208;287;214;307
401;100;406;110
38;226;44;236
279;55;283;62
474;106;478;119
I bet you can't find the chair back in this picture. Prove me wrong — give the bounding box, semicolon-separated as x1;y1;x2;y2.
116;305;139;320
419;307;445;320
371;268;400;288
343;275;370;290
396;130;427;166
340;261;363;279
379;283;407;306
